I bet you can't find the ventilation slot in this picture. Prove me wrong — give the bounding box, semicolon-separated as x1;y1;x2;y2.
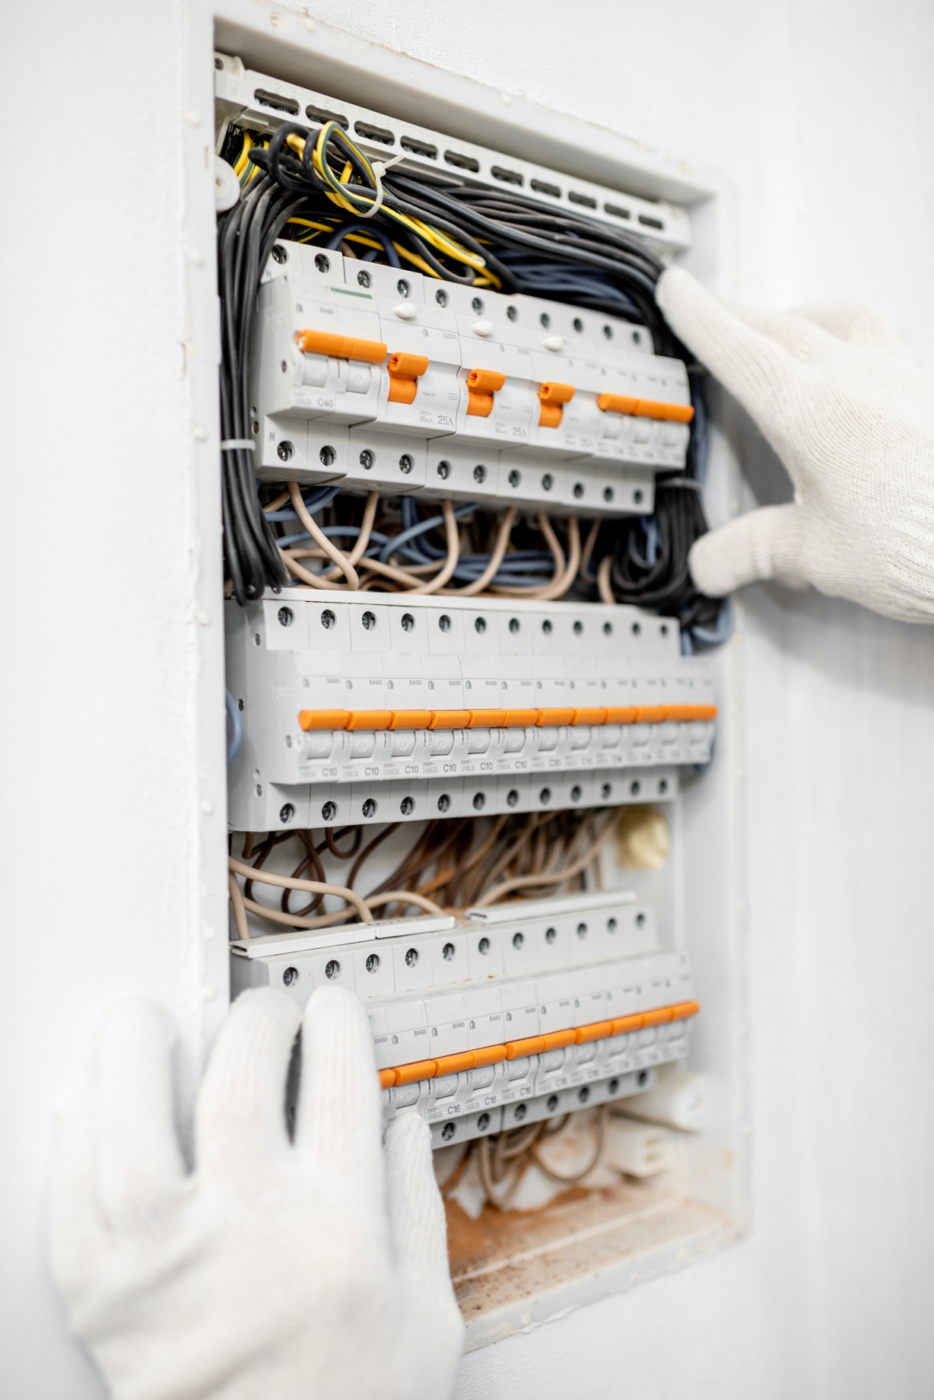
492;165;523;186
531;178;561;198
354;120;395;146
306;104;349;130
401;135;438;159
254;88;299;116
604;202;632;220
638;213;664;230
445;149;481;172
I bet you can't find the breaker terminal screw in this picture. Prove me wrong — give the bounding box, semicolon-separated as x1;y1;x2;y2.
277;441;294;462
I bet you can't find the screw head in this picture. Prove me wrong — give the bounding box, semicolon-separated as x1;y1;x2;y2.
278;606;294;627
277;441;294;462
359;449;374;470
321;800;337;822
314;253;330;273
436;460;451;480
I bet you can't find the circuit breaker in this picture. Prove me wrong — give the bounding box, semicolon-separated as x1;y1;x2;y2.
231;892;697;1148
252;244;691;512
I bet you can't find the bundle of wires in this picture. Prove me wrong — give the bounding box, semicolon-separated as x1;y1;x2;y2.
218;121;730;644
228;804;621;936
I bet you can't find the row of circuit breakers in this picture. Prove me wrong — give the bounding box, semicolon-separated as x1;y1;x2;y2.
225;74;709;1143
226;591;716;832
231;891;697;1147
252;243;692;515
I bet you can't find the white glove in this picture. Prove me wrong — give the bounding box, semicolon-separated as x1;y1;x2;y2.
49;986;463;1400
657;266;934;622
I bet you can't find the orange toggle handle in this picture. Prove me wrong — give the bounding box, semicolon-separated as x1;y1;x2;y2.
345;710;393;731
466;393;494;417
298;709;351;731
296;329;387;364
427;710;473;729
539;381;576;405
538;403;563;429
434;1052;476;1076
467;368;507;394
387;710;433;730
389;353;430;378
379;1000;702;1086
387;352;430;406
388;378;417;405
298;705;718;733
572;707;609;726
597;392;694;424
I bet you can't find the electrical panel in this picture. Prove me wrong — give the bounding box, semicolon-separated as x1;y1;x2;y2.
216;47;725;1247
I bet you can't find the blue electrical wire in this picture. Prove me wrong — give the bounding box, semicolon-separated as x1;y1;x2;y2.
263;485;341;522
225;690;244;765
492;252;641;317
377;502;478;564
324;221;401;268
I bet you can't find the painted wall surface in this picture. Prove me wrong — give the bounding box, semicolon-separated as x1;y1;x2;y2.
2;0;933;1396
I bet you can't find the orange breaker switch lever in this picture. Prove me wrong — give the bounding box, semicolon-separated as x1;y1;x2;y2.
387;352;430;405
466;367;506;418
538;380;576;429
295;329;388;364
597;392;694;424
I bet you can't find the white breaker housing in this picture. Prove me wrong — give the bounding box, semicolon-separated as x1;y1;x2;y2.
229;892;698;1149
225;592;717;833
249;243;692;514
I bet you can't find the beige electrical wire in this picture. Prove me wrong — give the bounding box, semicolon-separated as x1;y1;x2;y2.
288;482;360;589
597;552;615;606
440;508;517;597
325;490;379;577
228;857;373;922
528;1105;608;1185
366;889;447;917
490;515;581;602
228;871;250;941
580;518;601;583
471;809;618;906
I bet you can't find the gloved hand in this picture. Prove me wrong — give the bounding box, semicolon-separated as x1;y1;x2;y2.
49;986;463;1400
657;267;934;622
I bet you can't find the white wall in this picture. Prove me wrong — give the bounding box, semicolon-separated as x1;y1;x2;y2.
3;0;934;1395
